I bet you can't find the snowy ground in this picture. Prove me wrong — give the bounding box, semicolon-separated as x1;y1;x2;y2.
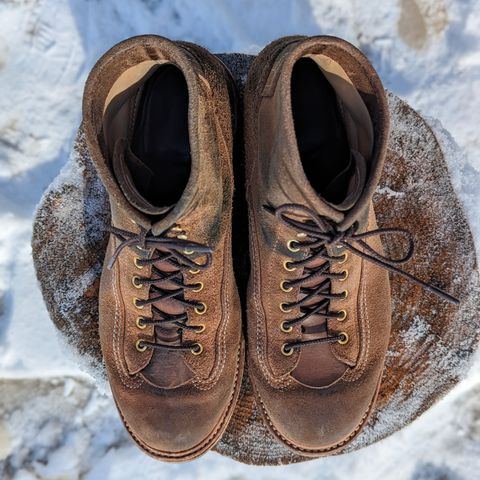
1;0;480;479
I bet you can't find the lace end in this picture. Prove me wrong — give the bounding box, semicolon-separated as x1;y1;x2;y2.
435;288;460;305
449;296;460;306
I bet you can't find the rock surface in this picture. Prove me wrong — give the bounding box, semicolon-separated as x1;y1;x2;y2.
32;54;480;465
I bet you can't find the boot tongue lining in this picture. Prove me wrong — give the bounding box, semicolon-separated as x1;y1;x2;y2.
103;60;170;115
301;54;373;213
112;139;173;216
325;149;367;212
304;53;374;161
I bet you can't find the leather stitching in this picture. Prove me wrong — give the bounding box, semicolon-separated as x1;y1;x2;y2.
116;340;243;460
250;212;292;390
111;238;143;389
192;234;231;390
255;383;377;455
188;47;236;390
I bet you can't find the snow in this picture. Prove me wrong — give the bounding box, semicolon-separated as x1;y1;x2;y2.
1;0;480;478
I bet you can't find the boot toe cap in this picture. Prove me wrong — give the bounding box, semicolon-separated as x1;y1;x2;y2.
256;373;381;453
112;378;236;460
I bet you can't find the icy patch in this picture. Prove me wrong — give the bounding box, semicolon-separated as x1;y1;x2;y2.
376;186;405;198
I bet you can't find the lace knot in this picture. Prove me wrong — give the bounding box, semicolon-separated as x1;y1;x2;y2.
266;203;459;305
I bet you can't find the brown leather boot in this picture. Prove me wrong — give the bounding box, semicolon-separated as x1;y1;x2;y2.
82;35;244;462
244;35;458;456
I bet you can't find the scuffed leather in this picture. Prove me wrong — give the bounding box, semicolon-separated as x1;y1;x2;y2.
245;35;391;455
84;36;244;460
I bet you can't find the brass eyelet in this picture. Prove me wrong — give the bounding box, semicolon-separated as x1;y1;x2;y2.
283;260;296;272
133;297;144;309
192;282;204;293
280;321;293;333
280;280;293;293
287;239;300;252
342;289;349;299
132;276;143;289
281;343;294;356
136;316;147;329
184;249;195;255
279;302;293;313
194;302;207;315
135;339;147;352
195;324;206;333
338;252;349;264
337;310;347;321
338;332;349;345
171;226;183;232
189;268;201;275
134;257;144;269
177;234;188;240
191;343;204;355
339;270;349;282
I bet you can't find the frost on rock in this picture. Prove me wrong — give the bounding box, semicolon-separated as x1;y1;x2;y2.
32;129;110;387
31;61;480;466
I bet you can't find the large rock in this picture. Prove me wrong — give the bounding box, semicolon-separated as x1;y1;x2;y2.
32;54;480;465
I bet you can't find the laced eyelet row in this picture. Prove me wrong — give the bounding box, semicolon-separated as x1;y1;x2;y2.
133;263;205;293
131;226;208;328
136;315;205;334
281;332;349;356
279;236;351;353
135;339;204;355
132;298;208;314
136;225;206;355
104;224;214;357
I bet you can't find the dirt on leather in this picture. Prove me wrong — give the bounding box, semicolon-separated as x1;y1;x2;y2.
32;54;480;465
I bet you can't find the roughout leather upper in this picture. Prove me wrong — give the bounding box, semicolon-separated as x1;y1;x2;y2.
82;35;243;461
245;36;391;455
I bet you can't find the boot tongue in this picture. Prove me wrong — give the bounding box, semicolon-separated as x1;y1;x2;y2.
112;138;173;217
290;151;367;387
322;149;367;212
113;139;194;385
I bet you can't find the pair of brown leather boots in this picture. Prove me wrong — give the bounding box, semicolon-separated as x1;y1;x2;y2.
82;34;458;462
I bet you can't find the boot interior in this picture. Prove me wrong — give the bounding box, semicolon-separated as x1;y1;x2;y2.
102;62;191;210
291;55;374;206
291;57;351;205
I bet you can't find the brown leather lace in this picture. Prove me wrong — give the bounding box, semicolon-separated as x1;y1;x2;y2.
267;203;460;352
107;225;212;353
